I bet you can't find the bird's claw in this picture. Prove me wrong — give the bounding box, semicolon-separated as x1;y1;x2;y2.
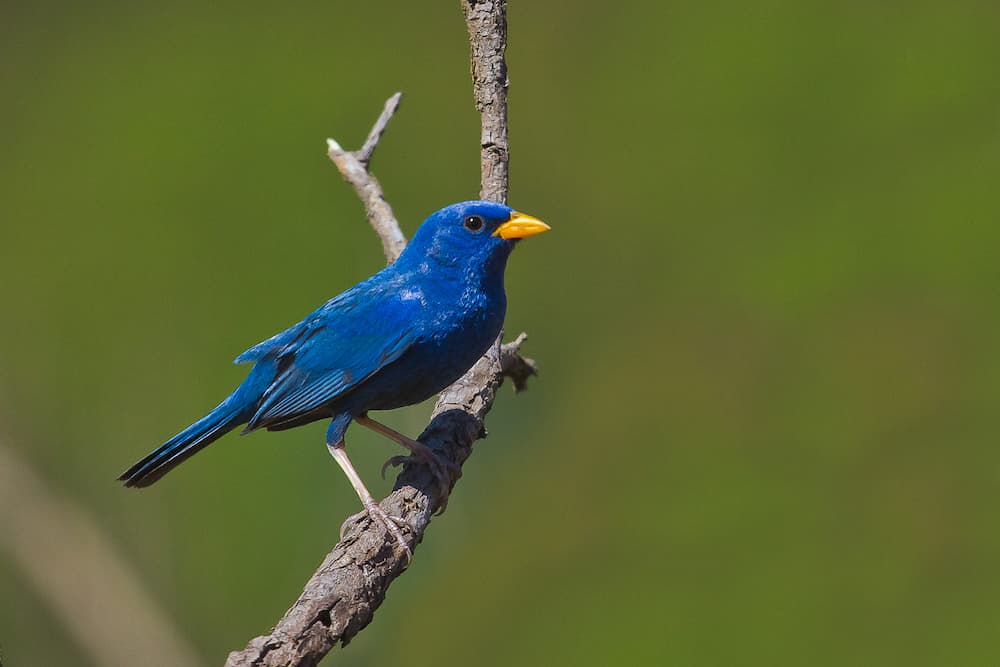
379;449;458;511
380;454;410;479
339;503;413;560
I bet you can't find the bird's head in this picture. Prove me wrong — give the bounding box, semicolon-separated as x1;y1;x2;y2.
402;201;550;277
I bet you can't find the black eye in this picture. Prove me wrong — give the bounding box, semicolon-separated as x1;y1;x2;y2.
463;215;485;232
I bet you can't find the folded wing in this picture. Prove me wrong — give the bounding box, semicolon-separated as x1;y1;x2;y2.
237;284;419;431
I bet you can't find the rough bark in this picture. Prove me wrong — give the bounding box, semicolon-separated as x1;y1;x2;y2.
225;3;530;665
462;0;509;203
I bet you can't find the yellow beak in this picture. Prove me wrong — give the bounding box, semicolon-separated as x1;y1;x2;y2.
493;212;551;240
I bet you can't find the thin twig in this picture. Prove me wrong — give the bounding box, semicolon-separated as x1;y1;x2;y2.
326;93;408;263
226;3;526;664
357;92;403;167
500;332;538;393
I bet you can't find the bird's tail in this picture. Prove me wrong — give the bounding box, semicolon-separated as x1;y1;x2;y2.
118;393;249;488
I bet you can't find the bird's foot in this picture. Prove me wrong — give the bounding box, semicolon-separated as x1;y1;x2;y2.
339;501;413;559
380;449;460;512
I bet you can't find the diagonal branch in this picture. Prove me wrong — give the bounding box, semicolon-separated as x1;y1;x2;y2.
225;3;530;665
356;92;403;168
326;92;407;263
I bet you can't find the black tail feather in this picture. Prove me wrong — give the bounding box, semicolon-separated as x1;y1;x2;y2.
119;399;245;487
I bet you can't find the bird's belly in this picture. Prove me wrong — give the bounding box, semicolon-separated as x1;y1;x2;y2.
352;310;502;412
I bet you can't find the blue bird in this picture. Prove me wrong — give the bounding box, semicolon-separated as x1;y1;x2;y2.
119;201;549;549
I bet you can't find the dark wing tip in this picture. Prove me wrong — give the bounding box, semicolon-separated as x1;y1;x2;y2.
117;457;158;488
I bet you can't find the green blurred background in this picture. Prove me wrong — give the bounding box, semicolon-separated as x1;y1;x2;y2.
2;1;999;664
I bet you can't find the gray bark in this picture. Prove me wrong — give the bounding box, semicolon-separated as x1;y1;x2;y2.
463;0;509;204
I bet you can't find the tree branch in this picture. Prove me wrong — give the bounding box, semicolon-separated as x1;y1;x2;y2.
462;0;509;203
226;3;527;664
326;92;407;263
356;92;403;168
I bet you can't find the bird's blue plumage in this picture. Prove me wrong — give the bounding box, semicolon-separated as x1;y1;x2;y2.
120;201;545;487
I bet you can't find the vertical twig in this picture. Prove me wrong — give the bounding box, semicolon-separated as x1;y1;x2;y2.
462;0;510;203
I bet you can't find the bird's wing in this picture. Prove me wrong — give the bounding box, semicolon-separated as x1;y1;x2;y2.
233;289;352;365
239;284;420;431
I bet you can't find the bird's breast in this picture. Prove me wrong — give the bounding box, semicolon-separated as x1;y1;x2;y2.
354;285;505;412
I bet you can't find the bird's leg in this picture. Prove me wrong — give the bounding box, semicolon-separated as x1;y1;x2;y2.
327;439;411;558
355;414;459;507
